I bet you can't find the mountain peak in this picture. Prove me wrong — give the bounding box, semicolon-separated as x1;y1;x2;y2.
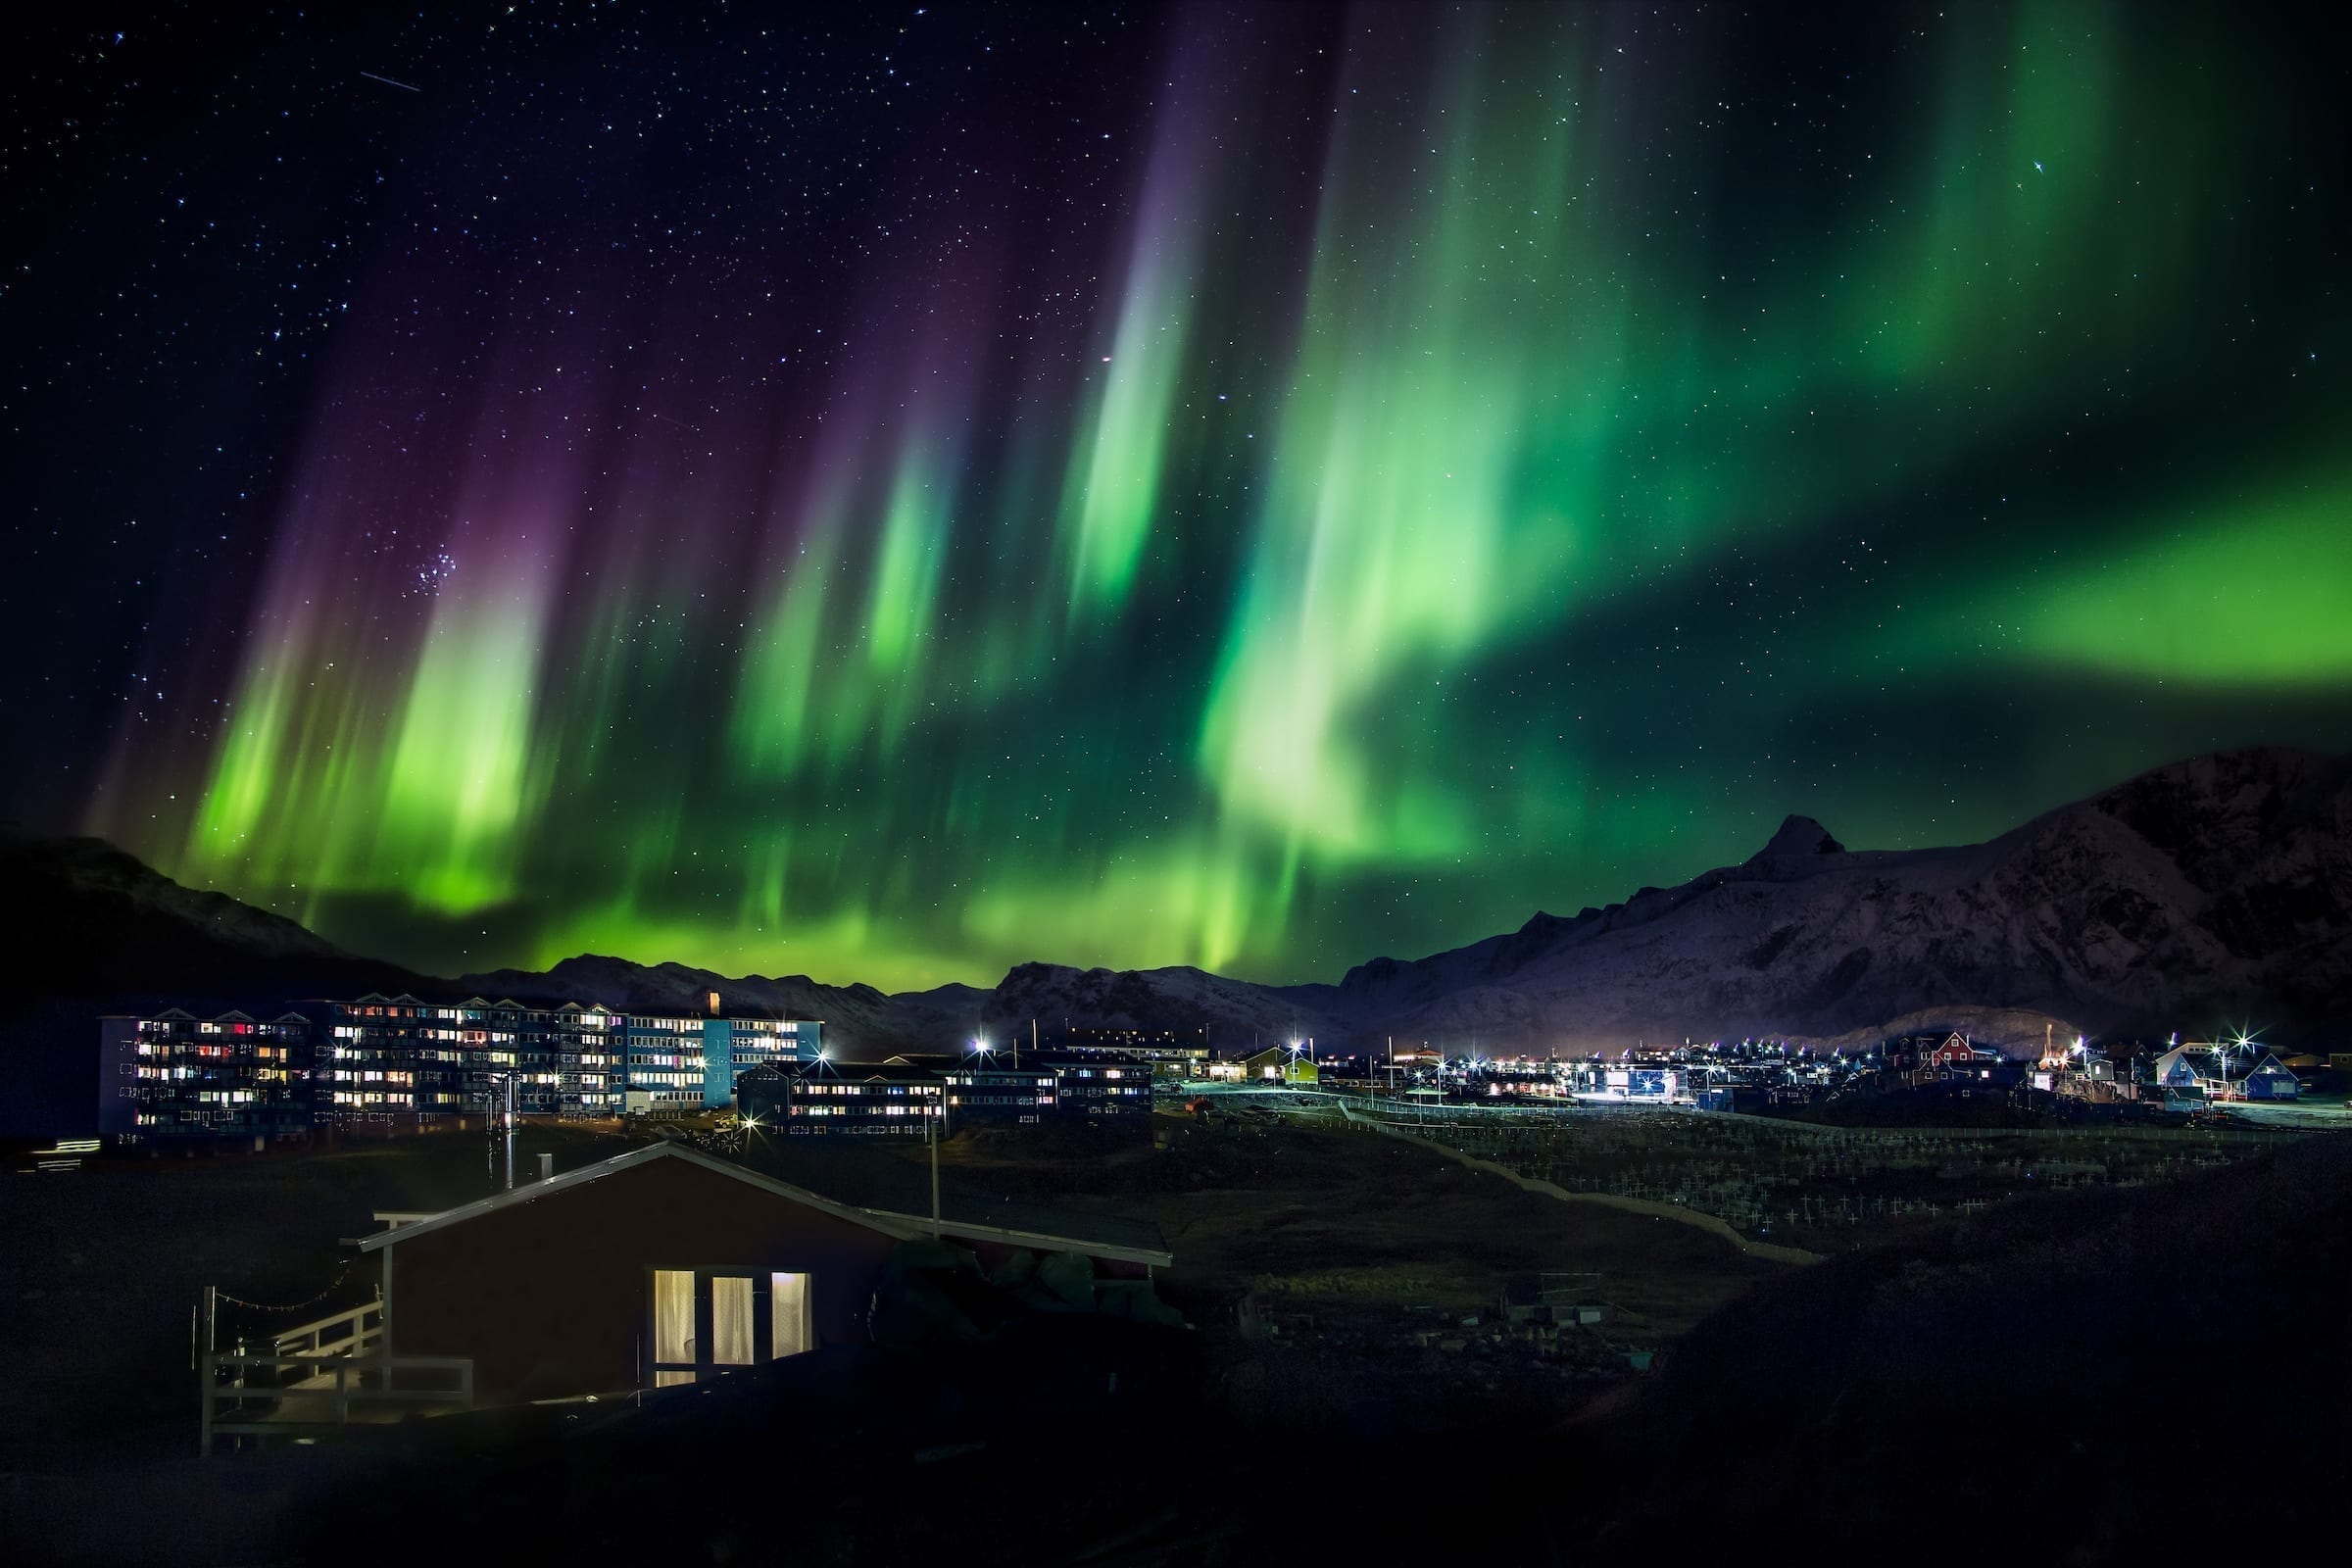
1756;814;1844;859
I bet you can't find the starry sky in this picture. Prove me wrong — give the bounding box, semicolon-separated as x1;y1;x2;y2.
7;3;2348;990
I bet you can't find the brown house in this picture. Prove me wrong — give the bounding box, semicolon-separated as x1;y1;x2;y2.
357;1143;1171;1404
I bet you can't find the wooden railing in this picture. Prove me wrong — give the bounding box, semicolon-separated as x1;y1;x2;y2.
199;1293;473;1455
202;1353;473;1452
271;1298;382;1360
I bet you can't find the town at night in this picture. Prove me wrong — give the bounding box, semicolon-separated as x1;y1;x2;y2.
3;4;2348;1563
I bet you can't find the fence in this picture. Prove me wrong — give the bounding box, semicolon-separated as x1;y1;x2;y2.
1210;1085;2289;1254
1333;1101;1823;1265
199;1292;475;1455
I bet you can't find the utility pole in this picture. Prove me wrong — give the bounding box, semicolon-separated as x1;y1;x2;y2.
483;1072;517;1191
928;1099;943;1240
198;1284;217;1457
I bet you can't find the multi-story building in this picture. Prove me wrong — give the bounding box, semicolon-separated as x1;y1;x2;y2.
612;1015;824;1112
623;1014;711;1110
1027;1051;1155;1122
700;1016;823;1106
309;995;820;1127
551;1003;626;1115
745;1051;1145;1139
1045;1026;1209;1080
743;1058;944;1137
318;995;546;1124
89;1001;955;1147
98;1009;314;1141
941;1055;1060;1126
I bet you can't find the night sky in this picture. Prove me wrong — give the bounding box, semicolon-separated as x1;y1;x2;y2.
7;3;2348;989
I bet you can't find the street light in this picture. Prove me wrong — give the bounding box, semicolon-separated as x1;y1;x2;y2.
481;1071;516;1191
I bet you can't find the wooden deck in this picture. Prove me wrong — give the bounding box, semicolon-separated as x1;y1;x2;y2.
199;1296;474;1453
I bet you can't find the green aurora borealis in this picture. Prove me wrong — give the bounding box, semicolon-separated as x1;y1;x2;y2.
64;2;2352;989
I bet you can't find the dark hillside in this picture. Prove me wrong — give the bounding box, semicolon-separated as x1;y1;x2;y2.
0;833;423;1012
1584;1132;2352;1559
0;833;425;1137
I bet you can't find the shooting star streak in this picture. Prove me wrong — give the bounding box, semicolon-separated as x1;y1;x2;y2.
360;71;420;92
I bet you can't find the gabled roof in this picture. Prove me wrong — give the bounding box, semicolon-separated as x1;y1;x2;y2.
2155;1045;2220;1078
354;1142;1172;1268
790;1058;942;1083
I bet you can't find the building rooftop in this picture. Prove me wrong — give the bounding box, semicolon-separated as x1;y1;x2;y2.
355;1140;1172;1268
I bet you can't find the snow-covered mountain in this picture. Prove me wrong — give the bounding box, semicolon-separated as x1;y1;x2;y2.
969;747;2352;1054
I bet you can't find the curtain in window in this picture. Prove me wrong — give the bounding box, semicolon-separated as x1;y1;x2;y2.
653;1268;695;1363
653;1268;696;1386
771;1271;810;1358
711;1274;756;1366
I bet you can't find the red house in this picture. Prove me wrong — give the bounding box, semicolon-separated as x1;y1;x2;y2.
1924;1032;1980;1072
356;1142;1171;1404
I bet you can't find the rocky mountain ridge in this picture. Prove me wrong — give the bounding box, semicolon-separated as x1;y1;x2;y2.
7;747;2345;1056
974;747;2351;1054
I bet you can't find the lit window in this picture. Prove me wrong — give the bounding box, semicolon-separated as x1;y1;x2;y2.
652;1269;695;1387
711;1276;755;1367
772;1274;810;1357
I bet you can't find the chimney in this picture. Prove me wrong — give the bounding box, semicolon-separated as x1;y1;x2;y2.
538;1152;554;1183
